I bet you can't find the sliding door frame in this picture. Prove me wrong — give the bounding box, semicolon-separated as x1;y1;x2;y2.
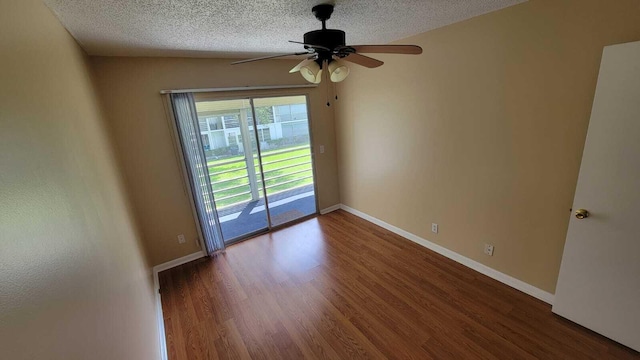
247;98;274;229
192;90;320;242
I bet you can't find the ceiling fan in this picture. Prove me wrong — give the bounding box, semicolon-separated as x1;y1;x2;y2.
231;3;423;84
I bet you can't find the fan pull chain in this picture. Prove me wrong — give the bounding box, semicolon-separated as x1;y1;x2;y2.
325;61;331;107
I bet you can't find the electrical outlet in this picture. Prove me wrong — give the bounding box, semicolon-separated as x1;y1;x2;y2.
431;223;438;234
319;145;325;154
484;244;494;256
178;234;186;244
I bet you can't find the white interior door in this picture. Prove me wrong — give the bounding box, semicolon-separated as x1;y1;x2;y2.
553;41;640;351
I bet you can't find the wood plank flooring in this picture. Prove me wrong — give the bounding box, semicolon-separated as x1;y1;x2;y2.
159;210;639;359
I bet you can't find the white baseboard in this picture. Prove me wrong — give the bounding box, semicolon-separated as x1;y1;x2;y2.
153;271;167;360
152;250;206;360
320;204;342;215
339;204;555;305
153;250;206;276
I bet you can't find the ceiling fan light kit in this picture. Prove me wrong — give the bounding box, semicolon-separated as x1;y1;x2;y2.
328;59;349;82
289;58;313;73
231;3;423;85
299;61;323;84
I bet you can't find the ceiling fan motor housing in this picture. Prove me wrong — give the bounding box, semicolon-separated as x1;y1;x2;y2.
304;29;346;52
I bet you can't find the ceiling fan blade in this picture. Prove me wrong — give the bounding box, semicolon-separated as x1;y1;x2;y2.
342;53;384;68
288;40;330;52
231;52;309;65
350;45;423;55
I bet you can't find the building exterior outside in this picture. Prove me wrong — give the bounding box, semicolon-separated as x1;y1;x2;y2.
198;103;309;158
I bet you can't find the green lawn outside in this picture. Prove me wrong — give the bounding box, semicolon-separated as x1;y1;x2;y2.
207;146;313;208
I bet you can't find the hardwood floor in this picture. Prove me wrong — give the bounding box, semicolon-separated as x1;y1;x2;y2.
159;210;639;359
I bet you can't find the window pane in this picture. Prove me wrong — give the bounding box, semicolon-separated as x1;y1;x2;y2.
207;117;223;130
223;114;239;129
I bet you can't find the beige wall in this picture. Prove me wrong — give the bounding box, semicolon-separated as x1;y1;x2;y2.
90;57;340;266
0;0;159;359
335;0;640;293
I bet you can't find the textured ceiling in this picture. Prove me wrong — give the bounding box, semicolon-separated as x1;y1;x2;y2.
43;0;526;58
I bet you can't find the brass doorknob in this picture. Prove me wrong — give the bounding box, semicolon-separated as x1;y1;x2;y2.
575;209;590;219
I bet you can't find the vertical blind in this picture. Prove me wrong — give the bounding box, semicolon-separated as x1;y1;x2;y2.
170;93;225;254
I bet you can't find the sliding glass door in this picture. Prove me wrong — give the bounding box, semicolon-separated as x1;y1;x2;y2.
193;98;268;241
190;94;318;244
253;96;316;227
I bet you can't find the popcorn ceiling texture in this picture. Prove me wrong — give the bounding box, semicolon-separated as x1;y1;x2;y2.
43;0;525;57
